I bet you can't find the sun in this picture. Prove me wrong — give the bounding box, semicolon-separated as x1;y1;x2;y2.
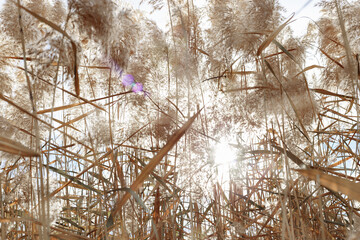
214;140;237;184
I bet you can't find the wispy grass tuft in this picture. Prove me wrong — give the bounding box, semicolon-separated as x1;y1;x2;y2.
0;0;359;239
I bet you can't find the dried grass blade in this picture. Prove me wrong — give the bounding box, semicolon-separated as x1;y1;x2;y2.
104;109;202;231
296;168;360;202
41;144;75;153
319;48;344;68
312;88;353;99
111;188;152;216
109;149;126;187
229;71;257;75
16;67;105;112
324;107;356;122
38;102;84;114
246;150;280;155
233;193;265;210
328;156;352;168
319;113;353;125
88;172;111;185
135;155;173;194
256;13;294;56
272;39;297;62
195;47;209;56
55;109;96;130
293;65;325;78
37;91;130;114
271;144;306;167
52;117;80;132
240;31;272;35
264;48;297;59
59;217;85;231
224;86;279;93
166;98;186;119
0;136;39;157
47;165;102;195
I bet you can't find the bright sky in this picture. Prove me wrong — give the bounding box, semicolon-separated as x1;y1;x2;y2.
0;0;322;37
280;0;322;37
125;0;322;37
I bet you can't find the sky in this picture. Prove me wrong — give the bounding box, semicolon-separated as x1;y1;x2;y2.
280;0;322;37
0;0;322;37
125;0;322;37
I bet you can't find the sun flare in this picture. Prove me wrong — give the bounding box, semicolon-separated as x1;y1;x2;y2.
214;141;237;183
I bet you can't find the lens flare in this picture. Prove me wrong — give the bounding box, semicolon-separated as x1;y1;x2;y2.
132;82;143;93
214;141;237;183
122;74;135;87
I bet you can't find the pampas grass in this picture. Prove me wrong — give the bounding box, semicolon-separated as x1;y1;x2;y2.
0;0;359;239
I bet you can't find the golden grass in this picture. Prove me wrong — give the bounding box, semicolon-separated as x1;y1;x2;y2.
0;0;359;239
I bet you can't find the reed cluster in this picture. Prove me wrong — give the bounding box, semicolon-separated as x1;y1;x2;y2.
0;0;359;239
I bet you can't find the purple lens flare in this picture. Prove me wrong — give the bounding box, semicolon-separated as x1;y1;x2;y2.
122;74;135;87
132;82;143;93
121;73;148;96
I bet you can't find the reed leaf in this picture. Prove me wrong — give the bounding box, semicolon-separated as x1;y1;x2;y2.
296;169;360;202
256;13;294;56
0;136;39;157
